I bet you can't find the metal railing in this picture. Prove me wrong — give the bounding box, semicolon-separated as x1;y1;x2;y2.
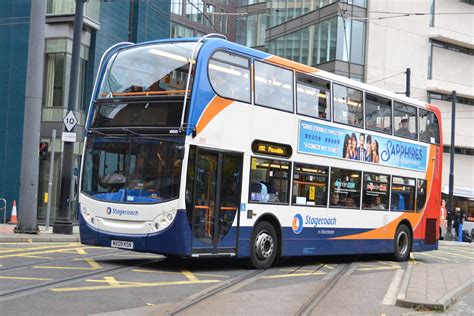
0;198;6;223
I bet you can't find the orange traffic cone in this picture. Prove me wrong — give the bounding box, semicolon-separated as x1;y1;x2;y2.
9;200;18;224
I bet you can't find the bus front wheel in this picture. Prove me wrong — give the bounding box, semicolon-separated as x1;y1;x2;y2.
393;224;411;262
250;221;278;269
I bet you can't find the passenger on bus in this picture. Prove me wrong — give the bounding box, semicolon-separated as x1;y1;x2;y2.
396;118;413;138
330;193;342;207
345;197;355;208
371;196;385;209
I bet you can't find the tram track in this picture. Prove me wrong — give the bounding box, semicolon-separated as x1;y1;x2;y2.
0;256;165;302
168;268;267;315
296;261;357;316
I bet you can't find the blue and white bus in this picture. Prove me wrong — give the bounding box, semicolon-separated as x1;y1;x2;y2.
79;35;443;269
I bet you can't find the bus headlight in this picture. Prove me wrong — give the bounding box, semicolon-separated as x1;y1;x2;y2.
152;210;177;232
81;205;96;227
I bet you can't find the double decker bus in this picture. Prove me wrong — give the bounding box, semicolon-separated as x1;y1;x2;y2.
79;35;443;269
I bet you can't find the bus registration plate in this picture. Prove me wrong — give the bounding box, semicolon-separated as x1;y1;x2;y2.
111;240;133;249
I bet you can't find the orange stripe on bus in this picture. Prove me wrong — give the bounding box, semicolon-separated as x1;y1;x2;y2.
332;212;423;240
266;56;319;74
196;96;234;134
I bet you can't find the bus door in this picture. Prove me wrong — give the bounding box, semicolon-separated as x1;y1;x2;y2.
188;147;242;254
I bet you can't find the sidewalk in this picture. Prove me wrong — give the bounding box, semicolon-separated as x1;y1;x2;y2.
0;223;80;242
397;242;474;311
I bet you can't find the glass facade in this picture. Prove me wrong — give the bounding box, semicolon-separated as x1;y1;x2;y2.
46;0;101;22
268;0;336;28
267;16;366;67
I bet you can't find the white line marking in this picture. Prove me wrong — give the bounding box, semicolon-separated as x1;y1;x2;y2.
382;268;405;305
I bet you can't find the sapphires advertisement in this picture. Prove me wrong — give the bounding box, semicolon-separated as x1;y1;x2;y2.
298;120;428;171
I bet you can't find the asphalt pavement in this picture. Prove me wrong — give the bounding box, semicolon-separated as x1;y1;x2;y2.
0;223;472;312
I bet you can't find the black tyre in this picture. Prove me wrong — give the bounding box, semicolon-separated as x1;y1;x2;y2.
393;224;411;262
250;221;278;269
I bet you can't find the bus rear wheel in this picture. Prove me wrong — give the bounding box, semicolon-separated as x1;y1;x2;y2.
393;224;411;262
250;221;278;269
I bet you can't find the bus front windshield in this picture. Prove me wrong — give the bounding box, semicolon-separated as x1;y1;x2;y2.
81;136;183;204
98;42;200;98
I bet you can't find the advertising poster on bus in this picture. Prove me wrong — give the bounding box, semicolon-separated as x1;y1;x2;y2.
298;120;428;171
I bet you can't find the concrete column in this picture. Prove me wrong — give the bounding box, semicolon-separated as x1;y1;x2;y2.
16;0;47;233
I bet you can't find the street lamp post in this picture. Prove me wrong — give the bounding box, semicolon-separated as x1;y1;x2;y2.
445;91;457;241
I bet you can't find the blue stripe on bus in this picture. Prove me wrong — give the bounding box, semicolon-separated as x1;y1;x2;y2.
80;211;437;257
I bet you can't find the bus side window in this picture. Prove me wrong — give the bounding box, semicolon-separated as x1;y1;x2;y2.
254;61;294;112
419;109;440;144
209;51;251;103
333;83;363;128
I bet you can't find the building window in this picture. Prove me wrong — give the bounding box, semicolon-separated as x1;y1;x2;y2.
337;17;366;65
391;176;416;212
43;39;89;111
292;163;329;206
208;51;251;103
47;0;100;22
365;93;392;134
254;61;294;112
329;168;361;208
419;109;440;144
394;102;417;139
333;83;363;127
237;14;267;47
362;172;390;211
428;91;474;106
431;39;474;56
296;74;330;120
249;157;290;204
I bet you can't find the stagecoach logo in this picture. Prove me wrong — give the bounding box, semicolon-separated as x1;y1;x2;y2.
292;214;304;234
106;207;139;216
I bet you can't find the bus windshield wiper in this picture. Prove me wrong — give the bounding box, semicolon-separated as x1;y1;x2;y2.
88;128;109;136
121;127;145;137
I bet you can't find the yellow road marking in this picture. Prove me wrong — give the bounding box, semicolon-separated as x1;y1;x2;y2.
357;261;401;271
132;269;229;278
19;255;54;259
262;271;326;279
0;276;52;281
33;258;102;271
27;239;32;243
180;268;199;282
0;246;95;259
0;243;81;255
51;278;220;292
409;253;417;265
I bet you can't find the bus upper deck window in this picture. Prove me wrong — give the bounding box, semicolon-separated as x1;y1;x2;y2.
208;51;251;103
394;102;417;140
296;75;331;120
333;83;363;128
419;109;440;144
365;93;392;135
